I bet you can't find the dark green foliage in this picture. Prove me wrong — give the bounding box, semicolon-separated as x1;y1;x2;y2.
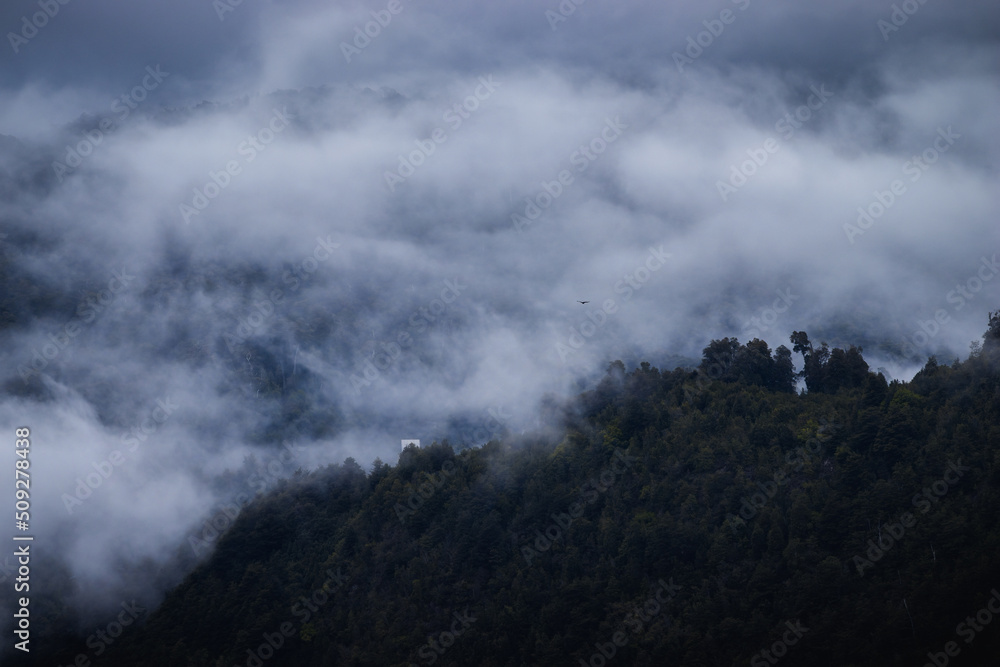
699;337;797;393
790;331;870;394
47;318;1000;667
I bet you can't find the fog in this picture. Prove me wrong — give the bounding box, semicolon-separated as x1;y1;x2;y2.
0;0;997;641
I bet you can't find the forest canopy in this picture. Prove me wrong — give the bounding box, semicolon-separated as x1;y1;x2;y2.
37;313;1000;667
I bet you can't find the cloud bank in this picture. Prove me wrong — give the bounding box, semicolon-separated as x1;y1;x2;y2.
0;0;997;636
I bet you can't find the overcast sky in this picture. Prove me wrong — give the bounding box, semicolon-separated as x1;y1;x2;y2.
0;0;998;631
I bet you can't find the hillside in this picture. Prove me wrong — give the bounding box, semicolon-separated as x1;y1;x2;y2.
44;318;1000;666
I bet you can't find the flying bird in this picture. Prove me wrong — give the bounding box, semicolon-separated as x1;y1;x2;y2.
577;300;590;304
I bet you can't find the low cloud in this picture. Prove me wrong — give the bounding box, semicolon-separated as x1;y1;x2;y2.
0;0;997;638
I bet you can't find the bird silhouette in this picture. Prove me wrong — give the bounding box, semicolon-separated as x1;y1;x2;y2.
577;300;590;304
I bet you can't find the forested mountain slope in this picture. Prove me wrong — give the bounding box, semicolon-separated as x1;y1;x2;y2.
54;318;1000;666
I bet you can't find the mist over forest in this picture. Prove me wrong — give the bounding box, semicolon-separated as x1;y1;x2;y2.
0;0;997;663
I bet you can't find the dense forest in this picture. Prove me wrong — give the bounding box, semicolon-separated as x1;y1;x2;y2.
42;315;1000;666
